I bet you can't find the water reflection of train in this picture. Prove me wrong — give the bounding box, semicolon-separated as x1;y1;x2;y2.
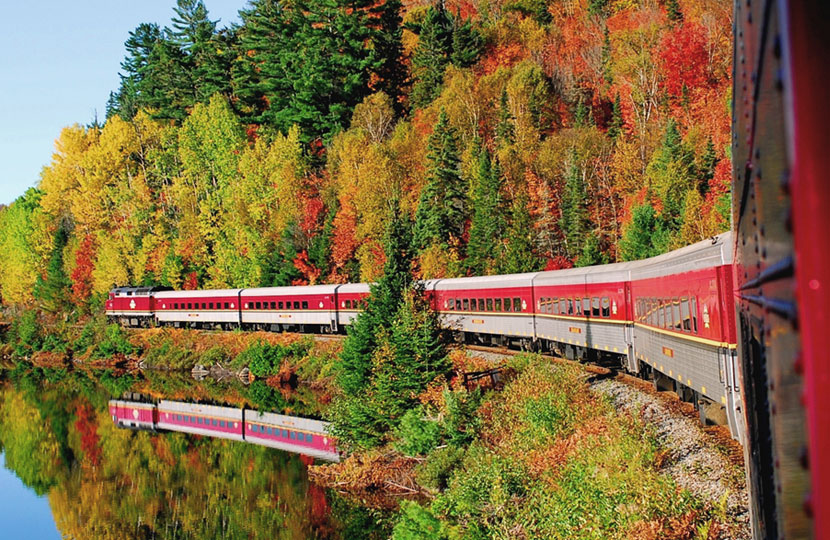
109;399;340;462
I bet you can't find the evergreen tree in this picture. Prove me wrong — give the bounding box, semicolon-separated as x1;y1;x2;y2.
110;23;162;119
500;193;542;274
410;5;454;109
618;204;671;261
235;0;380;141
601;26;613;85
466;146;504;275
262;226;303;286
698;138;717;194
559;153;591;260
413;110;465;250
451;18;482;68
589;0;610;17
666;0;683;23
504;0;552;25
574;97;590;127
496;90;515;146
369;0;408;115
647;119;696;233
33;225;71;313
576;234;608;267
337;197;413;395
608;94;623;140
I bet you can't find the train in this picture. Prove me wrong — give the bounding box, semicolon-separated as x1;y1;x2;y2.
107;232;742;442
109;398;340;462
732;1;829;538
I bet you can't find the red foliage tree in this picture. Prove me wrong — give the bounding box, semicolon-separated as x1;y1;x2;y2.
74;403;101;467
183;271;199;290
70;234;96;305
659;23;709;97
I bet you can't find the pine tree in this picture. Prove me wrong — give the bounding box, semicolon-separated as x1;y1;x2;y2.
410;5;454;109
451;18;482;68
574;97;591;127
466;146;504;275
601;26;613;85
110;23;162;119
666;0;683;23
337;196;413;394
33;226;71;313
576;234;608;267
648;119;696;232
496;90;515;146
618;204;671;261
369;0;407;115
698;138;717;194
500;193;542;274
413;110;465;250
608;94;623;140
559;153;591;260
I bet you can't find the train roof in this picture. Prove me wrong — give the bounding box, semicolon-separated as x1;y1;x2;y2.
242;284;339;296
155;288;242;298
429;272;538;291
631;231;733;279
111;286;173;296
334;283;371;293
158;400;244;419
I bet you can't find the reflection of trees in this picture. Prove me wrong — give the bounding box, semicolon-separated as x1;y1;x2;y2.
0;371;355;539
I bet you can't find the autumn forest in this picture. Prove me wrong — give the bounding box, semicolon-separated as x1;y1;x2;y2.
0;0;732;310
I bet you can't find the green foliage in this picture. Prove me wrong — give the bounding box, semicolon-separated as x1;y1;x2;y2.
414;109;465;251
618;204;671;261
10;310;42;356
576;234;608;268
560;151;591;260
466;146;504;275
98;370;137;397
442;387;483;448
394;406;442;456
416;446;466;491
91;324;138;359
607;94;623;140
504;0;552;25
499;192;543;274
410;5;454;109
33;225;71;313
234;340;311;377
246;380;287;411
392;501;449;540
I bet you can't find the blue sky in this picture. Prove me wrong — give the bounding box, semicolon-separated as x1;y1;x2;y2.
0;1;243;206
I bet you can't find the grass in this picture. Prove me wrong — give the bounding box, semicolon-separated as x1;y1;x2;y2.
392;354;708;540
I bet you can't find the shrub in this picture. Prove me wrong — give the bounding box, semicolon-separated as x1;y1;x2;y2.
392;501;448;540
200;346;228;366
11;310;41;356
416;446;466;492
442;388;483;448
394;406;442;456
91;324;137;358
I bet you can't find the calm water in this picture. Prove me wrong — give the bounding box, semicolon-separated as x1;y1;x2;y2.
0;367;391;539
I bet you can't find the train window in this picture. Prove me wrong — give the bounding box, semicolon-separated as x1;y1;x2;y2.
267;427;273;435
601;297;610;317
486;298;493;311
495;298;502;311
302;301;308;309
197;417;203;424
347;299;353;309
212;419;217;426
224;302;229;309
665;301;674;329
681;298;691;331
658;302;666;328
479;299;486;311
276;301;283;309
513;298;522;312
251;424;258;432
691;297;699;333
294;301;300;309
672;299;681;330
199;303;204;309
448;298;455;310
176;414;182;421
187;303;193;309
306;434;313;442
174;303;178;310
560;299;567;314
268;301;274;309
502;298;510;312
219;420;225;427
462;299;470;311
290;431;296;440
208;302;213;309
566;299;573;315
253;301;260;310
552;298;559;315
281;429;288;437
583;298;591;316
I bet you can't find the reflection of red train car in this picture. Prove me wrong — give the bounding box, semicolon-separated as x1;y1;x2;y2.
109;399;339;462
732;1;829;537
